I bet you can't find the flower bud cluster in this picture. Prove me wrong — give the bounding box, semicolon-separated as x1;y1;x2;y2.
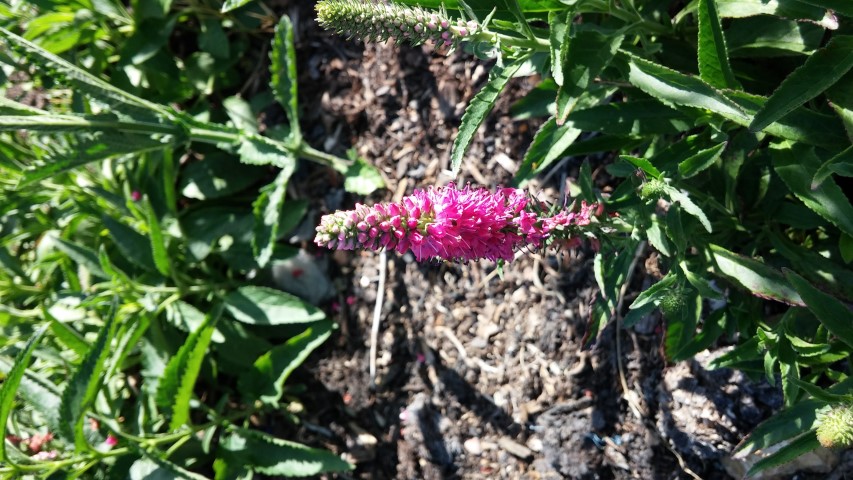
315;0;479;48
816;403;853;449
315;185;603;263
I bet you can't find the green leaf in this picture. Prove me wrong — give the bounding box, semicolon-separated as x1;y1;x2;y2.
179;153;266;200
450;58;524;177
672;308;726;361
224;286;325;325
0;27;169;117
709;244;804;305
59;301;118;451
143;200;171;276
516;116;582;183
629;271;678;310
624;53;748;122
271;15;301;140
223;96;258;134
681;261;725;300
238;135;297;169
0;325;47;462
619;155;661;179
790;378;853;403
567;100;693;135
751;36;853;132
129;454;211;480
663;288;701;359
102;216;157;272
220;428;353;476
240;319;334;404
54;237;107;279
812;145;853;189
157;305;221;431
253;164;295;269
678;141;726;178
662;184;712;232
771;142;853;237
548;11;569;87
344;157;385;195
501;0;536;40
697;0;740;89
221;0;255;13
556;30;623;123
784;270;853;350
747;432;821;476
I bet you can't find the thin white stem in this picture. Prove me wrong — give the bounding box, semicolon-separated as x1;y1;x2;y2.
369;250;387;385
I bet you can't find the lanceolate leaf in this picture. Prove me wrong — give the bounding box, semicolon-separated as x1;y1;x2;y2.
697;0;740;89
784;269;853;349
795;0;853;19
253;163;296;268
0;27;170;118
271;15;301;140
224;286;325;325
516;116;582;184
0;325;48;462
556;30;623;123
709;244;804;305
59;301;119;451
771;142;853;237
624;53;748;122
812;145;853;189
156;305;222;431
747;432;821;476
221;0;254;13
144;200;171;276
238;135;297;169
54;237;107;279
450;58;524;177
678;141;726;178
751;36;853;132
220;427;353;476
240;319;334;404
662;184;712;232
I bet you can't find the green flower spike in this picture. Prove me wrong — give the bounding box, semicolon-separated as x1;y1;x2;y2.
316;0;479;48
816;403;853;449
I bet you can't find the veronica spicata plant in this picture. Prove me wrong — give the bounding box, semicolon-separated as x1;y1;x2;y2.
317;0;853;475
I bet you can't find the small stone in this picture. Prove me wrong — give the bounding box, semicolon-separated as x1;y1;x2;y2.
498;437;533;460
464;437;483;455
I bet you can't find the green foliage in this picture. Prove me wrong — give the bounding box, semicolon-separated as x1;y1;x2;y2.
319;0;853;473
0;6;357;478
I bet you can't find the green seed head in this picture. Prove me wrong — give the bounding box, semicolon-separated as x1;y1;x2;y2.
816;403;853;449
659;288;688;318
640;179;667;200
316;0;478;48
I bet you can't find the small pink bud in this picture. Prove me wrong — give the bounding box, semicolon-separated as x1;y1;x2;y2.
131;191;142;202
105;435;118;447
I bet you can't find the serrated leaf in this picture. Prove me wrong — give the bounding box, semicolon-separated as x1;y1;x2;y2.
784;270;853;350
624;53;748;122
221;0;254;13
54;237;107;279
129;454;210;480
751;36;853;132
224;286;325;325
271;15;300;140
548;11;568;86
709;244;804;305
680;261;725;300
240;319;333;404
156;305;221;430
646;216;672;257
725;90;848;149
516;116;582;183
238;135;297;169
0;27;169;117
772;142;853;237
697;0;740;89
450;58;524;177
619;155;661;179
812;145;853;189
662;184;712;232
223;96;258;134
791;377;853;403
678;142;726;178
253;164;295;268
556;30;622;124
220;428;353;476
567;100;693;135
747;432;821;476
0;325;47;462
59;301;118;451
143;200;171;276
629;271;678;310
102;216;157;272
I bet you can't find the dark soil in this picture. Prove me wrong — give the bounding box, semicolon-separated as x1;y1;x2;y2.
269;2;849;479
